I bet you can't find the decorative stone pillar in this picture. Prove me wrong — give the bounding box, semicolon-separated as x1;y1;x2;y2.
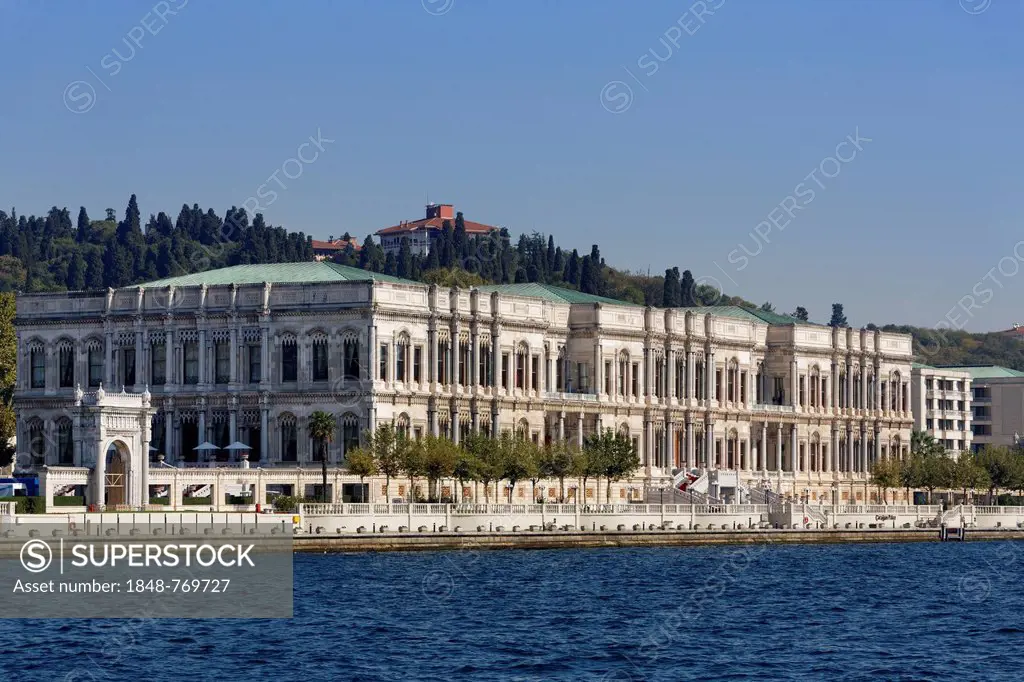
760;422;768;471
105;329;114;386
706;349;716;403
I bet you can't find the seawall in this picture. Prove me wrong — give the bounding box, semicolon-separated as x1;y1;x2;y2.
293;528;1024;553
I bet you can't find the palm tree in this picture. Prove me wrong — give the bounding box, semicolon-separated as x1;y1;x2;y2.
308;411;336;503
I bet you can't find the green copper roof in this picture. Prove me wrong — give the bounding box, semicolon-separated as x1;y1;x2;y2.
475;283;638;306
135;262;416;288
937;365;1024;379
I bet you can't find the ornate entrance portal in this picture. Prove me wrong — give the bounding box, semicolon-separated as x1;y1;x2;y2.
104;443;128;507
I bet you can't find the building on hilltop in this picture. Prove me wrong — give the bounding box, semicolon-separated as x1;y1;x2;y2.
376;203;500;257
312;235;360;261
935;365;1024;452
910;364;972;453
14;262;914;508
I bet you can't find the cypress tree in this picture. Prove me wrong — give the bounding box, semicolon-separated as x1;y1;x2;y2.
76;207;90;243
85;250;104;289
829;303;848;328
66;252;86;289
663;267;680;307
680;270;697;307
397;238;412;279
580;256;595;293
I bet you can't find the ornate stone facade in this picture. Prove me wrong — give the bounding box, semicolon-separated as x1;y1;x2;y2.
13;264;915;504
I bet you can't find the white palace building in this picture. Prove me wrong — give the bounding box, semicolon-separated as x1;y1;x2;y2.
12;262;915;509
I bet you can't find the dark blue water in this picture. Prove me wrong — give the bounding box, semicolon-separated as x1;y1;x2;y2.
3;541;1024;681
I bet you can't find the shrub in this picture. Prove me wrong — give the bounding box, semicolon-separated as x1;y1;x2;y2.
182;496;212;506
53;496;85;507
0;496;46;514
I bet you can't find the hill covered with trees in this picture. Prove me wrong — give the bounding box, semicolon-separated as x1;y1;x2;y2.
2;195;1023;373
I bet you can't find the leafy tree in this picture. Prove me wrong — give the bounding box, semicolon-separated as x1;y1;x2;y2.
792;306;809;322
344;447;377;502
84;250;104;289
368;423;402;502
422;435;458;501
499;433;536;503
869;457;901;504
66;251;86;290
829;303;848;328
399;437;426;502
464;433;503;503
951;453;990;504
680;270;697;307
452;447;480;503
759;301;775;313
543;440;575;502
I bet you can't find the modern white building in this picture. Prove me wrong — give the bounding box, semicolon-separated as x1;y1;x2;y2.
13;262;915;508
936;365;1024;452
910;364;972;453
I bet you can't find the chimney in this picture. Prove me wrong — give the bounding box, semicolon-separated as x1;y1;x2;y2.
426;203;454;220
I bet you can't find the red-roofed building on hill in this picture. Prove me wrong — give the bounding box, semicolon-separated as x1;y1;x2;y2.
312;236;361;261
376;203;500;257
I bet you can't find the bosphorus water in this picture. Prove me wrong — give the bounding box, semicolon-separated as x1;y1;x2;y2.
3;541;1023;681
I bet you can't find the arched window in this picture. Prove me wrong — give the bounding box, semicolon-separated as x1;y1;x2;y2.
29;342;45;389
58;339;75;388
312;332;328;382
341;413;360;455
27;418;45;466
396;413;411;439
341;331;360;380
86;339;104;387
279;414;297;462
56;418;73;465
396;333;410;384
280;334;298;383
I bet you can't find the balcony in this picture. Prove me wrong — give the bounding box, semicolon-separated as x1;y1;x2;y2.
542;391;598;403
752;403;796;414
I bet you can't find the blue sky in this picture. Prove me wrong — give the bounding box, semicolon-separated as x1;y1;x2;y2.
1;0;1022;331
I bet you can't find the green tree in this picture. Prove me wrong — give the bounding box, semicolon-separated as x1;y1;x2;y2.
308;410;336;503
66;251;86;290
829;303;848;328
464;433;503;503
368;423;402;502
500;433;536;503
869;457;901;504
84;250;104;290
344;447;377;502
792;306;809;322
399;437;426;502
604;432;640;502
662;267;680;307
951;453;990;504
680;270;697;307
422;435;458;501
452;447;480;503
760;301;775;313
976;445;1013;503
545;440;575;502
920;454;954;504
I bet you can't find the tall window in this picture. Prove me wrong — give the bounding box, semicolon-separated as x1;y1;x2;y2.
342;415;360;456
122;348;136;387
30;349;45;388
531;357;539;392
215;342;230;384
280;419;297;462
605;361;612;394
501;353;509;389
413;347;422;383
343;338;360;380
151;343;166;385
578;362;589;393
618;359;626;397
57;420;73;465
281;343;297;383
438;340;449;385
88;347;103;387
396;339;408;383
312;339;328;382
632;362;640;397
556;356;564;392
458;341;470;385
28;420;44;466
515;350;526;390
479;344;492;387
378;344;389;381
248;344;261;383
59;346;74;388
184;342;199;384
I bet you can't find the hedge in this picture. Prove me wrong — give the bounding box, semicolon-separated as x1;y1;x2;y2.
53;496;85;507
0;496;46;514
182;496;212;506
